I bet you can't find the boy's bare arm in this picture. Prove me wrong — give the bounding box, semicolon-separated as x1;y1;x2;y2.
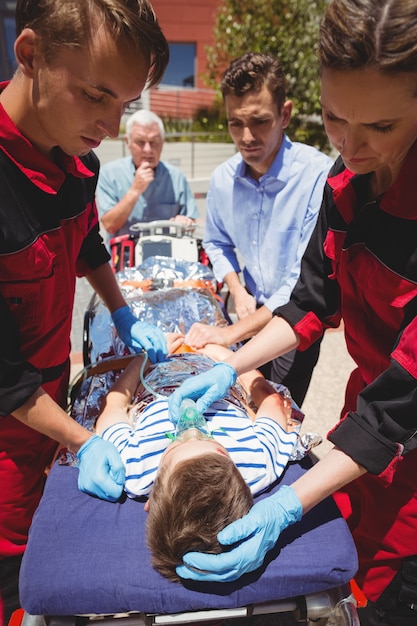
195;343;293;430
253;379;294;431
237;373;294;431
95;333;184;435
95;356;146;434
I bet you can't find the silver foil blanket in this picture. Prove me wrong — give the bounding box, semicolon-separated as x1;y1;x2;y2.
85;257;228;365
62;257;319;466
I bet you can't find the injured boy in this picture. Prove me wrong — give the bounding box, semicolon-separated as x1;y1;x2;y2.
90;342;320;582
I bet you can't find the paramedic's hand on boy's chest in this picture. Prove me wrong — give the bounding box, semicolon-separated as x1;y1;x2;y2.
168;362;237;422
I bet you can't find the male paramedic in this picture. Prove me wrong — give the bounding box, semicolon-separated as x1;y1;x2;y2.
0;0;169;622
184;53;333;406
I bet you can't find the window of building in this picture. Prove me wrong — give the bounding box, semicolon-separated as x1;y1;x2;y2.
162;43;195;88
0;11;17;80
4;17;16;70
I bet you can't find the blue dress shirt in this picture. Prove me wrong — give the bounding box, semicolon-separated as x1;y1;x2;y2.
96;156;199;243
203;135;333;311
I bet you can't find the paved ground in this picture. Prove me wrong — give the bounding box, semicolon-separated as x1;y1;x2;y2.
300;327;354;458
70;138;355;460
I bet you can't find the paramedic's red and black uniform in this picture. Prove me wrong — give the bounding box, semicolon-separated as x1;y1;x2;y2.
0;96;110;565
275;144;417;603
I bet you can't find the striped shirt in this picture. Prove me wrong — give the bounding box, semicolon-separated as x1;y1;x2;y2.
102;398;299;498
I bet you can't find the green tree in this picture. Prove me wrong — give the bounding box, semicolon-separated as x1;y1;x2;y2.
202;0;330;151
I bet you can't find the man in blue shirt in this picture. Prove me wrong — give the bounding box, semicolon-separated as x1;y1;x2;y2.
96;109;199;247
184;53;333;406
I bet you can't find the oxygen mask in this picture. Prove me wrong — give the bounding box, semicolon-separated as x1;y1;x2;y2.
173;399;212;442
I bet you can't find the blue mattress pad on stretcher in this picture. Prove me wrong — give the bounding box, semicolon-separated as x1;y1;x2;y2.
20;456;358;617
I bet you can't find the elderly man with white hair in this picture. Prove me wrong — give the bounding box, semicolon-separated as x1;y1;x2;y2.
97;109;199;246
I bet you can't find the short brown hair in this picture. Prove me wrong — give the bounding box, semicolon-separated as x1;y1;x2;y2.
15;0;169;87
221;52;287;111
319;0;417;76
146;453;253;583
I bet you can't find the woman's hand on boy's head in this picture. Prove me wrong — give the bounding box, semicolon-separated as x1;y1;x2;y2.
176;485;302;582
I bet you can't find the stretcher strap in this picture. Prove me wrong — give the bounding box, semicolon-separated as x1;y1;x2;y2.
120;278;221;299
350;579;368;608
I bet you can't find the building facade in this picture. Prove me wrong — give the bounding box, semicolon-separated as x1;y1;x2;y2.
0;0;220;119
147;0;221;118
0;0;17;81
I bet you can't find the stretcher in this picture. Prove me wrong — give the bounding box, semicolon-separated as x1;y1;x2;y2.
19;259;360;626
109;220;209;273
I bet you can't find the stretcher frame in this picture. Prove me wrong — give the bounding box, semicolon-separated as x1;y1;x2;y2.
110;220;208;273
20;258;360;626
21;582;359;626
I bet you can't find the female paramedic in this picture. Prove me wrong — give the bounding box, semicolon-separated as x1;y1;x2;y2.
0;0;169;622
169;0;417;624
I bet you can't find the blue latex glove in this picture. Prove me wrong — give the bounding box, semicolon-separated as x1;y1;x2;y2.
168;362;237;423
176;485;302;582
77;435;125;502
111;305;167;363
